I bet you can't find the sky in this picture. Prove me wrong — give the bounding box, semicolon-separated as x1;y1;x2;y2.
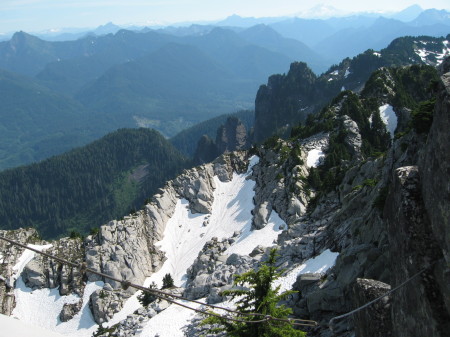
1;0;449;34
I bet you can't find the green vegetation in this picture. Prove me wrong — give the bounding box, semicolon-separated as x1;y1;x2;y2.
0;128;189;239
202;249;305;337
0;68;110;170
411;98;436;134
162;273;175;289
137;282;158;307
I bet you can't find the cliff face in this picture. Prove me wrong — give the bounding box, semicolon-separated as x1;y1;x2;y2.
193;116;248;165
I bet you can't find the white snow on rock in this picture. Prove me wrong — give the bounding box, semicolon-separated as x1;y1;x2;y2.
107;155;284;327
0;314;65;337
140;299;203;337
13;279;104;337
274;249;339;293
379;104;397;137
137;251;338;337
415;40;450;65
12;244;53;282
306;149;325;168
344;68;350;78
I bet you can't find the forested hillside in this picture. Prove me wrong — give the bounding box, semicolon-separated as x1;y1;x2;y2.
0;128;189;239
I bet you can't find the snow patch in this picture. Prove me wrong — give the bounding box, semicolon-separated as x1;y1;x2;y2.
0;314;65;337
330;70;339;76
225;211;284;256
274;249;339;293
306;149;324;168
344;68;350;78
373;52;381;57
13;278;104;337
140;300;203;337
379;104;397;136
12;244;53;282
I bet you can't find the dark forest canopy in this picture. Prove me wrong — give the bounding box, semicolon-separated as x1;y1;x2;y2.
0;128;189;239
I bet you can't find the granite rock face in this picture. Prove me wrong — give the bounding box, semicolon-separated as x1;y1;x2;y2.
384;166;449;337
352;278;392;337
183;236;257;303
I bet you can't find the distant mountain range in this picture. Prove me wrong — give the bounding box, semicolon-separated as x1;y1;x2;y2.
0;5;448;170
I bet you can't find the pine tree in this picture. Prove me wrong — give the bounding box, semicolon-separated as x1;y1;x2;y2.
202;249;306;337
162;273;174;289
137;282;158;307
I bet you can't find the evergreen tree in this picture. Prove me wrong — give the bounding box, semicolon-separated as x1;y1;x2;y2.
137;282;158;307
202;249;306;337
162;273;174;289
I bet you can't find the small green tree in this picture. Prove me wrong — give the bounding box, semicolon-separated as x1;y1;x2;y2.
162;273;174;289
202;249;306;337
137;282;158;307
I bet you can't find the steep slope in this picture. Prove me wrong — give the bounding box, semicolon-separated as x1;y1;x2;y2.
0;128;188;239
253;35;449;143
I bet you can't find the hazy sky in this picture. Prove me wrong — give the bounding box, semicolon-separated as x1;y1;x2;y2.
1;0;449;33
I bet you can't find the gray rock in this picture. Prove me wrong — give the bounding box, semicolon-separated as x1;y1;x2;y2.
60;300;82;322
351;278;392;337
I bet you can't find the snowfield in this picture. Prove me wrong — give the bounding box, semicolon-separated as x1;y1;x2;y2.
0;314;65;337
13;279;104;337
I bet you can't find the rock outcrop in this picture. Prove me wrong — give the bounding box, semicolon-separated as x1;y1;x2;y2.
215;117;248;154
0;228;40;316
184;236;257;303
193;117;249;166
351;278;392;337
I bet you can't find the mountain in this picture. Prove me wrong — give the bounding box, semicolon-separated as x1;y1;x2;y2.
75;42;256;137
170;109;254;157
239;24;327;73
1;57;448;337
253;34;450;142
36;29;178;96
314;13;450;63
0;27;296;167
0;128;188;239
389;4;423;22
411;8;450;26
270;18;336;48
0;68;107;170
